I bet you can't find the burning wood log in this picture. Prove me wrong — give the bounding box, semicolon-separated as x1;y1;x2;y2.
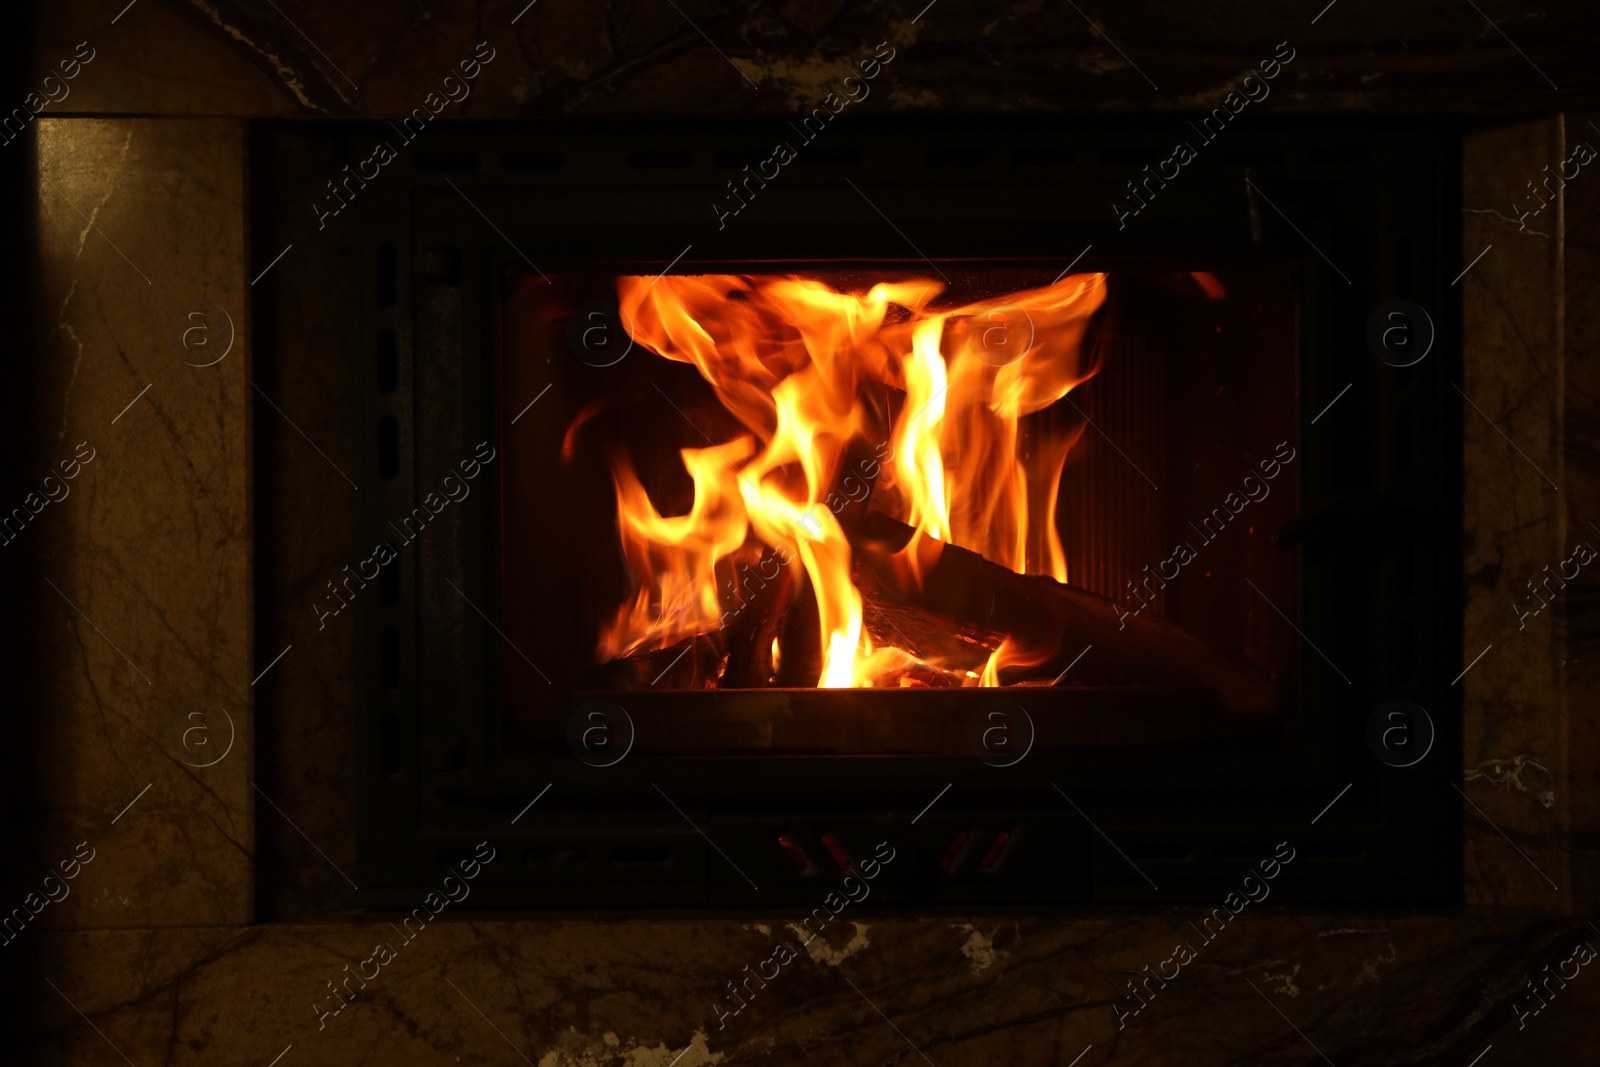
858;576;1003;674
582;632;729;689
850;511;1282;713
721;429;878;687
719;545;801;687
774;579;823;686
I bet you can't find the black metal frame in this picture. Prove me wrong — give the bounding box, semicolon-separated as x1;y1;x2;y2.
353;120;1460;908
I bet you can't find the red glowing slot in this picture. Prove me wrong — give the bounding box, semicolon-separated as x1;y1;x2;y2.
979;826;1020;871
819;832;854;873
776;833;816;877
939;830;970;872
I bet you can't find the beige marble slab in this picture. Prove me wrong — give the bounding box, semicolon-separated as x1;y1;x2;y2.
27;914;1600;1065
31;0;1600;119
34;116;253;929
1555;111;1600;915
1460;117;1573;912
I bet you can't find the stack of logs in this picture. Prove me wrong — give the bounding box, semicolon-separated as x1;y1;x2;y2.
589;439;1280;714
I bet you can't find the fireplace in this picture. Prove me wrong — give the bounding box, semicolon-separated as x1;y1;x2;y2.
22;0;1600;1055
270;120;1462;907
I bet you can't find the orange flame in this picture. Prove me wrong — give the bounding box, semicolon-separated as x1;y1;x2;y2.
597;436;753;661
598;271;1108;687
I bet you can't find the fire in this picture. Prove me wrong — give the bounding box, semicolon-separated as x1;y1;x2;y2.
597;437;753;661
596;271;1108;687
893;320;953;586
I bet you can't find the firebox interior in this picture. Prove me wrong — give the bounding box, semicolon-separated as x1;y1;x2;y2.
501;264;1299;748
340;122;1458;907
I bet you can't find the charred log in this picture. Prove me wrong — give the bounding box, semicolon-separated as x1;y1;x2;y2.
584;632;729;689
850;511;1282;713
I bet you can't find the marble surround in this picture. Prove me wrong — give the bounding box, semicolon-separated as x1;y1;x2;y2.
5;2;1600;1064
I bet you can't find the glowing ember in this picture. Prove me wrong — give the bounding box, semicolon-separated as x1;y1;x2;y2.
595;272;1108;687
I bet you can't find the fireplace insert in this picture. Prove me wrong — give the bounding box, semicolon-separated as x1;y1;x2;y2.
337;120;1459;907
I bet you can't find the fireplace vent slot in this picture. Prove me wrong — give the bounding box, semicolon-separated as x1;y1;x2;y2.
380;627;400;689
1224;147;1285;166
415;151;481;172
1013;148;1074;166
502;150;564;171
610;845;673;865
379;547;400;604
1308;146;1370;164
380;713;401;775
376;329;397;393
1396;547;1415;599
527;846;586;866
1394;621;1415;682
713;150;768;169
1396;235;1415;296
628;149;693;169
819;833;855;873
938;830;972;873
1397;408;1415;472
776;833;817;877
374;243;396;307
378;415;399;478
927;149;985;167
798;150;860;167
1099;147;1160;166
979;826;1020;872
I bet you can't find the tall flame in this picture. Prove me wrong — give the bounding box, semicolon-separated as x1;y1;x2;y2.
894;319;953;586
597;271;1108;687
